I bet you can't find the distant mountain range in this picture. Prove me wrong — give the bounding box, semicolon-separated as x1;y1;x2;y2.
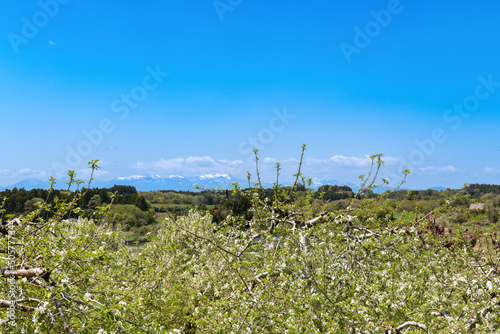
0;175;445;193
0;178;50;191
0;174;236;192
98;174;237;191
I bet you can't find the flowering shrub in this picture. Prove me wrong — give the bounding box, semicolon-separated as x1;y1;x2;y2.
1;152;499;333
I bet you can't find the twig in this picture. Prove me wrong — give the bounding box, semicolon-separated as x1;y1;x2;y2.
54;296;73;334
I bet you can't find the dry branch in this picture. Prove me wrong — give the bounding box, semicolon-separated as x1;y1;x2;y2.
1;267;45;278
0;299;37;313
394;321;428;333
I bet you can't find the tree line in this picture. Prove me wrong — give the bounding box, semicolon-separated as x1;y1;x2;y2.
2;183;499;230
0;185;148;216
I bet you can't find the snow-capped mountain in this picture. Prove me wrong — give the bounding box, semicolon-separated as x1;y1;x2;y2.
0;175;340;192
90;174;237;191
0;175;238;192
0;175;425;193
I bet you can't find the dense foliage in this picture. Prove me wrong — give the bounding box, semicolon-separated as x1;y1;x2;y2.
466;184;500;199
1;152;499;333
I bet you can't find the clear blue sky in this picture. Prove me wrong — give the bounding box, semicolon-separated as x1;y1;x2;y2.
1;0;499;189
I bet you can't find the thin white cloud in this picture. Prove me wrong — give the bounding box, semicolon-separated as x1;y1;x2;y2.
19;168;44;175
185;156;216;167
219;159;243;166
329;155;372;167
17;168;49;178
418;165;457;173
148;158;184;170
306;155;399;168
0;169;9;174
49;41;56;45
19;168;33;174
281;158;300;164
74;168;109;179
263;157;278;164
484;167;500;174
136;156;244;176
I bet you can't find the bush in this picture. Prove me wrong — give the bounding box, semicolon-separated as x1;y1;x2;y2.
487;207;499;224
2;156;500;333
108;204;155;229
452;211;469;224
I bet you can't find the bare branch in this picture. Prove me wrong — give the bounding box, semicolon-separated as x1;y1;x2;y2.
394;321;428;333
0;299;37;312
54;296;73;334
249;268;293;291
1;267;45;278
